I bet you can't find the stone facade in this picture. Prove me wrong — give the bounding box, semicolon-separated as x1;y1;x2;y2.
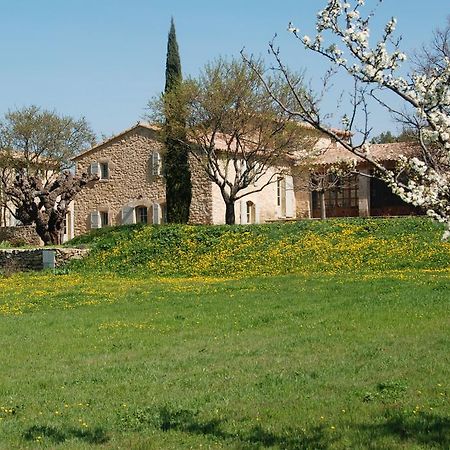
75;125;161;234
73;121;417;233
0;247;89;272
293;171;312;219
72;123;298;233
73;124;215;234
0;225;43;247
188;154;213;224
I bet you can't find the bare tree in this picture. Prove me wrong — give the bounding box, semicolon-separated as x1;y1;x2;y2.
413;16;450;74
0;106;97;245
152;58;320;224
243;1;450;236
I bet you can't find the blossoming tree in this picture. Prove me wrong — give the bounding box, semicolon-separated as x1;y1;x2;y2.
243;0;450;236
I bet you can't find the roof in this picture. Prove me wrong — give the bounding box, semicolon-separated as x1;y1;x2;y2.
72;122;160;161
304;141;421;166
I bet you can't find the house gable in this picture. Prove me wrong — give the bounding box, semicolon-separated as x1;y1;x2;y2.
72;123;214;235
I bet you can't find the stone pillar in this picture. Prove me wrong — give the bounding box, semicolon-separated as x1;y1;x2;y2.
42;250;56;269
358;169;370;217
293;171;312;218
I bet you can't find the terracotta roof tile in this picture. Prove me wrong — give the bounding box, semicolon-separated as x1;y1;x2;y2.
306;141;420;166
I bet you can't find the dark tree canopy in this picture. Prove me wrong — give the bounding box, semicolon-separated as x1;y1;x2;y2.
164;17;182;93
163;17;192;224
370;129;417;144
0;106;97;245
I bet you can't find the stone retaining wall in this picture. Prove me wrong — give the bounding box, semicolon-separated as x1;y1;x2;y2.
0;226;43;247
0;248;89;272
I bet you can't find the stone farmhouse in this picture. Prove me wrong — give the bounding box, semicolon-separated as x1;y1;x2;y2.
71;122;302;236
71;122;420;239
0;121;421;245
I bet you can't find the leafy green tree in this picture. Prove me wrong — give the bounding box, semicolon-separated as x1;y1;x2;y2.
163;18;192;223
371;129;416;144
155;58;319;225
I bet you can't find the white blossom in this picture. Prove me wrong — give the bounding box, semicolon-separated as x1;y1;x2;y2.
285;0;450;238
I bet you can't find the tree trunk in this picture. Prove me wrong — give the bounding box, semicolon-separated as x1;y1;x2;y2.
35;222;51;246
225;202;235;225
320;191;326;219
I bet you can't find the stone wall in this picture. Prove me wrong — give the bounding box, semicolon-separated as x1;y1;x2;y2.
0;248;89;272
0;225;43;247
188;154;213;224
293;171;312;218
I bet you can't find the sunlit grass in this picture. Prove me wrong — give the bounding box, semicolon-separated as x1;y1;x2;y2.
1;269;449;449
67;217;450;277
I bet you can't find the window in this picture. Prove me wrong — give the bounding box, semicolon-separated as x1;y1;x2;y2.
100;162;109;179
325;176;358;208
100;211;109;227
89;161;110;179
136;206;148;224
246;201;256;224
277;177;287;216
311;175;358;210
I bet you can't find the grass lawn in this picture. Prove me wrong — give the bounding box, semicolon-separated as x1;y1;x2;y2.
1;269;449;449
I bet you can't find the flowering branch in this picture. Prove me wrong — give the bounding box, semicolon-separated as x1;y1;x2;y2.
246;0;450;236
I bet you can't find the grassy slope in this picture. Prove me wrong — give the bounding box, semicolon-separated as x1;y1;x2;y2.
0;218;449;449
68;217;450;277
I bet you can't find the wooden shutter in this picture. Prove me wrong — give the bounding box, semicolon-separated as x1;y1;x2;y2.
285;175;295;218
240;200;247;225
255;204;260;224
121;206;136;225
152;152;161;176
90;211;101;229
7;205;17;226
152;202;160;224
90;162;100;176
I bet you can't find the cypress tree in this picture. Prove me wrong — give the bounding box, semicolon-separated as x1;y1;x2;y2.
163;18;192;223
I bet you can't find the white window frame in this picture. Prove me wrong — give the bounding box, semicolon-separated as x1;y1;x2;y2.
100;162;109;179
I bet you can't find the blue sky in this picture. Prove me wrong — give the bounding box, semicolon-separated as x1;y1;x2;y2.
0;1;448;139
